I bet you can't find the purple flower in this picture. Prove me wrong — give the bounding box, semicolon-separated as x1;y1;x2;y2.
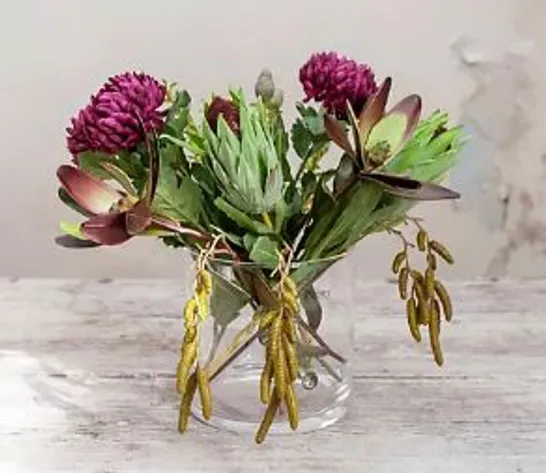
205;96;240;136
299;51;378;118
66;72;166;157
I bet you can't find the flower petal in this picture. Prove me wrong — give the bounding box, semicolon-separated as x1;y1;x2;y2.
358;77;392;143
57;165;122;215
81;212;131;245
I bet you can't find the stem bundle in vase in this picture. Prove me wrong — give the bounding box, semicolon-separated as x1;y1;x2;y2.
54;51;467;443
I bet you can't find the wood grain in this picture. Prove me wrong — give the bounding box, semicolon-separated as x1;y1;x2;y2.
1;278;545;473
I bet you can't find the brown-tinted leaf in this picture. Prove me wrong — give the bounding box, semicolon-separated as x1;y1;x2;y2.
358;77;392;142
360;172;460;201
125;200;152;235
54;235;100;248
323;114;354;156
345;102;364;166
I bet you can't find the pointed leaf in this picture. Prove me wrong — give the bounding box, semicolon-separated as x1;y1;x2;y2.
209;269;252;327
300;284;323;330
360;172;460;200
323;114;354;156
58;187;94;218
346;102;363;166
55;235;99;248
358;77;392;142
57;165;121;215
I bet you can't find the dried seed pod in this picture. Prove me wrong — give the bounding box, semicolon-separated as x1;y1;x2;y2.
427;253;437;271
416;229;428;251
424;267;435;299
428;303;444;366
391;251;406;273
398;267;410;299
260;357;273;404
434;280;453;322
429;240;454;264
282;334;299;382
255;392;280;444
406;298;421;342
196;365;212;420
283;316;297;344
285;384;300;430
178;372;198;433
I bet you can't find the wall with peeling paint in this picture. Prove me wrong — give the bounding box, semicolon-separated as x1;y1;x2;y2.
0;0;544;279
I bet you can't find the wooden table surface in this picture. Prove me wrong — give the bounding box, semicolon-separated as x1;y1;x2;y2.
1;278;545;473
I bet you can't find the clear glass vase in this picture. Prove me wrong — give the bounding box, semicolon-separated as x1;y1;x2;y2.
180;253;356;436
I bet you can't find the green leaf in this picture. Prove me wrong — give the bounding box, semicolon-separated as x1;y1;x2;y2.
165;89;191;134
209;269;252;327
214;197;272;235
152;173;203;225
291;119;313;159
249;235;280;269
60;221;86;240
100;162;137;195
77;151;115;179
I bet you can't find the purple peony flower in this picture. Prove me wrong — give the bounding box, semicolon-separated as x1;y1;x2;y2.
299;51;378;118
205;96;240;136
66;72;166;157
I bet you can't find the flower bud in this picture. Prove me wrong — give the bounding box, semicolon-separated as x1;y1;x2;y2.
254;69;276;101
204;96;240;135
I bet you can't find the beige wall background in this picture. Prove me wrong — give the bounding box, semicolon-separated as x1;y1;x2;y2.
1;0;544;279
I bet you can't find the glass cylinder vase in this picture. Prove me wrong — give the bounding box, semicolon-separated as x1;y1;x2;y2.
179;253;356;437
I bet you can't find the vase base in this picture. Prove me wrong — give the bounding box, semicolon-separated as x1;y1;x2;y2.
190;362;351;435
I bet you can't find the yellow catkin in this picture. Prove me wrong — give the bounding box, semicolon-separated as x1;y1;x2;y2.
417;229;428;251
398;267;409;299
273;344;288;400
255;392;280;444
410;269;425;286
282;291;299;316
429;303;444;366
434;280;453;322
282;277;298;297
260;357;273;404
283;316;297;344
259;309;278;330
429;240;454;264
391;251;406;274
427;253;437;271
178;372;198;434
176;342;197;394
285;384;299;431
196;288;208;321
406;298;421;342
183;299;197;326
282;334;299;382
198;269;212;294
196;365;212;420
413;283;430;325
268;314;282;360
425;267;435;299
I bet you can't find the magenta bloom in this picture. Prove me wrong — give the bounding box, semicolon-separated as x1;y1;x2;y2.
205;96;240;135
66;72;167;156
299;51;378;118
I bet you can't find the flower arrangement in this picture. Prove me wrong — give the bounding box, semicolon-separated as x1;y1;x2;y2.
55;51;466;443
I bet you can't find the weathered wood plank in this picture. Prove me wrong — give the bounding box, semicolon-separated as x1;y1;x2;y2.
1;278;545;472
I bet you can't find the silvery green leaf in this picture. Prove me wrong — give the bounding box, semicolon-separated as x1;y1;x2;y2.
218;134;239;181
201;119;219;157
300;284;323;330
263;167;283;210
209;269;252;327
